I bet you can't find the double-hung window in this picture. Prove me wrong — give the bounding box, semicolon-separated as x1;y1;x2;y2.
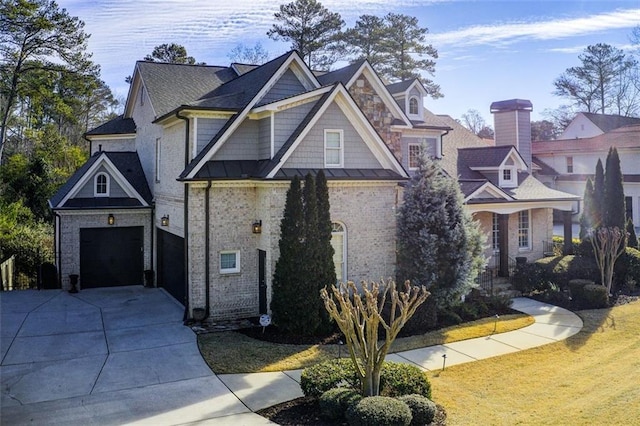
518;210;531;250
324;130;343;168
566;156;573;173
408;144;421;170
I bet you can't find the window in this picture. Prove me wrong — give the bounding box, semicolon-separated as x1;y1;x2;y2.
331;222;347;283
492;213;500;251
500;166;516;188
408;144;421;169
324;130;343;167
155;138;161;182
409;97;419;115
503;169;511;181
518;210;531;250
566;156;573;173
220;250;240;274
94;173;109;197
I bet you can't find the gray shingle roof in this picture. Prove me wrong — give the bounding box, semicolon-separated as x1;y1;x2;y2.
316;60;364;86
385;80;415;94
581;112;640;133
457;145;514;178
85;115;136;136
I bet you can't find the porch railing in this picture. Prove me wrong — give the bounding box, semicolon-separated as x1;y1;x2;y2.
542;240;563;257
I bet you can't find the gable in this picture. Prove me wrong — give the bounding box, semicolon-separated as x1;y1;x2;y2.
211;118;260;161
75;165;128;198
282;102;382;170
273;100;318;156
257;68;308;106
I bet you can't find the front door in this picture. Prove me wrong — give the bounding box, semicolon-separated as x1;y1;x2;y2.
258;250;267;314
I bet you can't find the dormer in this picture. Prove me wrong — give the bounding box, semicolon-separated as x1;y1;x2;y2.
466;146;528;189
387;79;429;122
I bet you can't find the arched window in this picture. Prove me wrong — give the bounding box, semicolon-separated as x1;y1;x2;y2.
331;222;347;283
409;97;419;115
94;173;109;197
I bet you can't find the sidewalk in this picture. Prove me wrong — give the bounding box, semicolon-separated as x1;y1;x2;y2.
218;297;583;412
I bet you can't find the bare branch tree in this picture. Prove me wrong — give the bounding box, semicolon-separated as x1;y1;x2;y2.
590;227;627;295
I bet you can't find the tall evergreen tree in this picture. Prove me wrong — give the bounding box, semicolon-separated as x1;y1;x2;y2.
300;173;321;333
604;147;626;230
315;170;336;330
271;176;307;334
579;178;595;240
397;152;485;329
593;159;605;228
626;218;638;249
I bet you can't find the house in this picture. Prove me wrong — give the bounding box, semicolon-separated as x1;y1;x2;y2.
532;113;640;228
50;50;579;321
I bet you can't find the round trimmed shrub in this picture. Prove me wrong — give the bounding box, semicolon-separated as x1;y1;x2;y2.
346;396;412;426
568;279;593;300
397;394;437;426
583;284;609;308
380;362;431;399
300;358;359;398
319;387;362;420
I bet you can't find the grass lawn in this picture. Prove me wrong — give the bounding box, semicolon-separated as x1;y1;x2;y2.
429;301;640;425
198;313;533;374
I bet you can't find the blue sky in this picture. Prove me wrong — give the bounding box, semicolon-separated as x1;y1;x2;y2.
57;0;640;123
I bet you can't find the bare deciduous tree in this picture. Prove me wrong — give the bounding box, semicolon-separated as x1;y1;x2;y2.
320;280;429;397
590;227;627;295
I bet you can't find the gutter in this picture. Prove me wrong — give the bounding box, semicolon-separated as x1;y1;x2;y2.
176;111;191;323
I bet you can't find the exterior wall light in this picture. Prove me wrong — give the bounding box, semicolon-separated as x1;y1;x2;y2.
161;215;169;227
108;214;115;225
252;220;262;234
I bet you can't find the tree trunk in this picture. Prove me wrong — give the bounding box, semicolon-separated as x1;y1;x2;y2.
362;365;382;397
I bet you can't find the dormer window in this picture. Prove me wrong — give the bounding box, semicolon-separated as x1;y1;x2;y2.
409;97;419;115
94;173;110;197
503;169;511;181
499;167;516;188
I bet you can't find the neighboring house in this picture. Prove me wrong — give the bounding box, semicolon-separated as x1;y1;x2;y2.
50;50;579;320
435;100;580;276
532;113;640;228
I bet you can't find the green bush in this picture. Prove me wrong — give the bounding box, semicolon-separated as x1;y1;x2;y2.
568;279;593;301
380;362;431;399
346;396;412;426
397;394;437;426
534;255;599;288
614;248;640;292
319;388;362;420
300;358;359;398
582;284;609;308
511;262;550;294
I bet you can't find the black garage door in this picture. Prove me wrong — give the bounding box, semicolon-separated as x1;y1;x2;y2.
157;229;185;305
80;227;144;288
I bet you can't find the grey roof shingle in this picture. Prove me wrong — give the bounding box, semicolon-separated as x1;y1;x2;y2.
316;60;365;86
85;115;136;136
582;112;640;133
385;80;415;94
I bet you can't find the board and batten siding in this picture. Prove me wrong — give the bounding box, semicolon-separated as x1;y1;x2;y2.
196;118;227;156
283;102;382;169
75;165;128;198
212;119;259;161
258;68;307;106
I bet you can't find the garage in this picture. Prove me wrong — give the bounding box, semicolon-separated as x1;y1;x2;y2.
157;229;185;305
80;227;144;288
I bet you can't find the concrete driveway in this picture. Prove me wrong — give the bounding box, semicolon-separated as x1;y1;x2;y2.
0;287;271;425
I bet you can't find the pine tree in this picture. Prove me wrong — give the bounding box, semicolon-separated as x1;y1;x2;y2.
271;176;306;334
604;147;626;229
397;153;486;329
579;178;595;240
626;218;638;249
593;159;605;228
315;170;336;331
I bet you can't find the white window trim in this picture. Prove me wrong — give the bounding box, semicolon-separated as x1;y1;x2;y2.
332;222;347;284
408;143;421;170
518;210;532;251
324;129;344;168
499;166;517;188
94;172;110;197
408;96;420;116
220;250;241;274
492;213;500;252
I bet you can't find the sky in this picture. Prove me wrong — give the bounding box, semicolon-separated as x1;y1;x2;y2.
56;0;640;123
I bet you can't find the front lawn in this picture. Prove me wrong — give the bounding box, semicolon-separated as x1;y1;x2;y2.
197;313;533;374
430;301;640;425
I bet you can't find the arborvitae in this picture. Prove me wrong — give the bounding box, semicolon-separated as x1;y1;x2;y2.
604;147;625;230
627;218;638;249
593;159;605;228
300;173;321;334
397;153;485;330
315;170;336;331
579;178;595;240
271;176;307;334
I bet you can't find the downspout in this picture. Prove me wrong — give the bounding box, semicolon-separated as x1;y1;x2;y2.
176;110;190;322
439;129;449;159
205;181;212;318
53;211;61;288
150;201;154;276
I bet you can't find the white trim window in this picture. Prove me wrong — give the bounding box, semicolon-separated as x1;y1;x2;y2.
155;138;161;183
331;222;347;283
220;250;240;274
566;156;573;174
324;129;343;168
409;97;419;115
492;213;500;252
518;210;531;250
408;143;421;170
499;166;517;188
94;173;110;197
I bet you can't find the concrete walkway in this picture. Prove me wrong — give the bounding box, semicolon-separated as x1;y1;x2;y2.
1;289;582;425
217;297;584;412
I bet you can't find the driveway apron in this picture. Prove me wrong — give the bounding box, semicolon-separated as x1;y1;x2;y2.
0;287;263;425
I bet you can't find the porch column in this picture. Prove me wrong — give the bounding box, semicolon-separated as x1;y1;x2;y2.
563;210;573;255
499;213;510;277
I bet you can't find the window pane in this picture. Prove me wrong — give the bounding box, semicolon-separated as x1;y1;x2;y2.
408;145;420;168
220;253;237;270
518;211;529;248
326;132;341;148
326;149;340;165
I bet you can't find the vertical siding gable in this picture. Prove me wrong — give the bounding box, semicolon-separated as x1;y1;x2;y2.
283;102;382;169
258;116;271;159
273;101;317;154
75;165;129;198
212;118;259;161
258;69;307;106
196;118;228;155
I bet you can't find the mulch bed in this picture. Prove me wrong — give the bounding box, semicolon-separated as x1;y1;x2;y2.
239;324;344;345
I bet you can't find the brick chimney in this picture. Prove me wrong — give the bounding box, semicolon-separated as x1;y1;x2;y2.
490;99;533;172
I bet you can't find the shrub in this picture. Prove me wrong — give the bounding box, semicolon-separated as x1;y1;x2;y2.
397;394;437;426
568;279;593;300
583;284;609;308
300;358;358;398
534;255;599;288
511;262;549;294
380;362;431;399
319;388;362;420
346;396;412;426
614;248;640;292
484;294;513;313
